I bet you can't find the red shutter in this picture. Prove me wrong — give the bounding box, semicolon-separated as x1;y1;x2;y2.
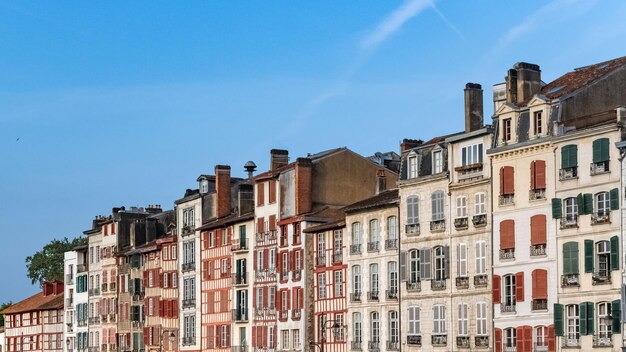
264;250;269;270
143;271;149;286
252;327;257;347
495;328;502;352
263;287;268;307
225;325;231;347
257;182;265;205
299;288;304;308
269;215;276;231
501;166;514;195
535;160;546;189
547;324;555;352
524;326;533;352
516;272;525;302
500;220;515;250
516;326;525;351
530;161;536;190
269;180;276;203
257;217;264;234
173;300;178;317
143;327;150;345
530;215;547;245
290;250;296;272
277;252;283;279
532;269;547;300
159;300;164;317
493;275;501;304
499;167;505;195
287;289;291;309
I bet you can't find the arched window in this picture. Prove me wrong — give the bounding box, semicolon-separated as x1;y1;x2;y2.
370;312;380;343
504;328;516;348
433;246;447;281
409;250;419;284
369;263;379;296
595;192;610;216
369;219;379;243
596;241;611;278
387;216;397;241
352;265;361;297
597;302;612;338
535;326;548;348
433;304;446;334
353;312;362;343
389;311;399;344
406;196;419;225
351;222;362;245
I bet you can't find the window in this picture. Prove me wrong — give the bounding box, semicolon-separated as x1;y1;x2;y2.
281;330;290;350
563;242;579;276
334;271;343;297
388;261;398;294
456;196;467;218
352;267;361;296
408;155;418;179
268;287;276;310
475;192;486;214
389;311;399;343
432;150;443;174
292;330;300;349
256;250;264;271
183;277;195;301
353;313;362;342
317;233;325;258
183;314;196;341
406;196;419;224
408;307;420;335
183;240;195;265
533;111;543;135
458;303;468;336
535;326;548;348
597;302;611;337
564;197;578;221
387;216;397;241
268;249;276;270
503;118;512;141
475;241;486;275
351;222;362;245
592;138;610;173
370;312;380;343
434;246;447;281
370;263;379;293
335;314;345;341
503;274;516;307
596;241;610;277
369;219;379;243
318;273;326;299
476;302;487;335
256;288;263;309
433;305;446;334
566;304;580;342
504;328;516;348
409;250;420;283
561;144;578;177
431;191;445;221
333;230;342;254
183;207;195;228
461;143;483;166
595;192;610;216
458;243;468;277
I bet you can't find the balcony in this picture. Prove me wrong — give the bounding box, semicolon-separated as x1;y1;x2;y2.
367;291;379;301
77;319;87;327
593;271;611;285
350;341;362;351
455;277;469;289
89;316;101;324
431;279;446;291
255;269;277;281
182;298;196;308
181;225;194;237
182;337;196;346
591;211;611;225
503;347;516;352
456;163;484;181
590;161;610;175
530;244;546;257
182;262;196;272
232;346;248;352
88;288;100;296
77;264;87;273
255;233;265;243
292;269;301;281
386;289;398;300
291;309;301;320
456;336;469;349
332;252;343;264
475;336;489;348
254;307;277;319
454;217;468;230
472;214;487;227
101;344;108;352
279;270;289;282
499;194;515;206
350;292;362;302
367;341;380;352
560;216;578;229
108;314;116;322
232;238;248;252
430;219;445;232
386;341;399;351
532;299;548;311
431;335;447;346
131;292;145;302
66;274;74;285
367;242;380;253
233;272;247;286
561;274;580;287
88;348;100;352
499;249;515;260
131;320;144;329
316;256;326;267
474;274;488;287
562;338;580;348
101;283;108;292
232;309;248;322
501;304;516;313
279;309;288;321
405;223;420;236
384;239;398;250
559;167;578;180
350;244;362;255
534;343;548;352
593;333;613;347
101;314;108;323
529;188;546;200
406;335;421;346
406;280;421;292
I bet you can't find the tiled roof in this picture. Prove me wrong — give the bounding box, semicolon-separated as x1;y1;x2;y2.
196;212;255;231
303;218;346;233
421;132;463;147
2;292;63;315
343;189;399;213
541;55;626;99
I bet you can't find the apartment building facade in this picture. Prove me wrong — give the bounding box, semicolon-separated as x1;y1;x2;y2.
85;224;103;352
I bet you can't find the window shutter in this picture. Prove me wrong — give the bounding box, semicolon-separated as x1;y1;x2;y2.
584;239;594;273
456;244;461;278
530;161;536;190
516;326;525;351
500;220;515;250
269;215;276;231
257;182;264;205
583;194;593;214
420;248;432;280
551;198;562;219
532;269;547;300
443;245;450;279
493;275;501;304
593;138;610;163
579;302;588;335
547;324;556;352
263;250;269;270
554;304;564;336
563;242;579;275
143;327;150;345
611;235;620;271
561;145;578;168
502;166;514;195
524;326;533;352
612;300;621;333
399;251;407;281
530;215;546;245
610;188;620;210
257;217;264;234
532;160;545;190
515;272;524;302
499;167;505;195
576;194;584;213
495;328;502;352
587;301;594;335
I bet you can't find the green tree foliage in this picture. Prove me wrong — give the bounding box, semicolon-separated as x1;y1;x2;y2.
0;301;12;326
25;237;86;285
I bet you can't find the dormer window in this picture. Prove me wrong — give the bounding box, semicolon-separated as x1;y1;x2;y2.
503;118;512;142
199;179;209;194
408;155;418;179
533;111;543;135
432;150;442;174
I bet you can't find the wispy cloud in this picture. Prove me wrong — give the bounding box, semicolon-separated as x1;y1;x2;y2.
430;3;466;42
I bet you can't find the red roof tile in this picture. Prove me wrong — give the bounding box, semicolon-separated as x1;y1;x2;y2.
3;291;63;315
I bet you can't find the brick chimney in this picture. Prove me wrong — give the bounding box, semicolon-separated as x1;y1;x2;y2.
464;83;484;132
215;165;231;218
376;169;387;194
400;139;422;152
270;149;289;171
295;158;312;215
506;62;541;105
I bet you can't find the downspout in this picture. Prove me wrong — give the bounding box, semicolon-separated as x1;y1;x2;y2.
447;149;454;352
397;200;402;352
619;147;626;352
489;148;495;351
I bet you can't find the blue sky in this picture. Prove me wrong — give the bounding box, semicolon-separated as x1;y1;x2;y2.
1;0;626;301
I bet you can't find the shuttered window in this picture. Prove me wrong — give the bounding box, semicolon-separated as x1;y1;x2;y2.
563;242;579;275
500;220;515;250
431;191;445;221
592;138;610;163
561;145;578;168
419;248;432;280
475;241;486;275
611;235;620;271
530;214;547;245
500;166;515;195
515;272;525;302
530;160;546;190
257;182;265;205
554;304;564;336
268;180;276;204
457;242;468;277
493;275;501;304
406;196;419;225
532;269;547;300
515;326;532;352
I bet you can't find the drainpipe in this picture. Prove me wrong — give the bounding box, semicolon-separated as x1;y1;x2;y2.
489;148;495;351
447;149;454;352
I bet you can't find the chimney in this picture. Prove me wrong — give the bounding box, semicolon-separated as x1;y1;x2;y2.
464;83;484;132
43;282;53;296
376;169;387;194
244;161;257;179
295;158;312;215
270;149;289;171
506;62;541;105
145;204;161;214
215;165;232;218
400;139;422;153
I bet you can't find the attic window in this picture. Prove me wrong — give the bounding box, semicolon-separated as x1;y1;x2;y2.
503;119;512;142
432;150;443;174
200;179;209;194
546;86;564;95
408;155;418;179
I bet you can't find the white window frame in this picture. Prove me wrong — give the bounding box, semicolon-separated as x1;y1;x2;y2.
408;306;420;335
433;305;446;334
370;263;379;293
476;302;487;335
408;155;418;179
475;241;486;275
458;243;468;277
387;216;397;241
458;303;468;336
318;273;326;299
352;265;361;294
351;222;362;245
406;196;419;225
369;219;379;243
431;191;445;221
334;270;343;297
433;150;443;174
456;196;467;218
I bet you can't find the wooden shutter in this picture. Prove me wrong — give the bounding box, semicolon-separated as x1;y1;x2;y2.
257;182;265;205
269;215;276;231
501;166;514;195
443;245;450;279
610;188;620;210
515;272;524;302
580;302;588;335
500;220;515;250
516;326;525;351
554;304;564;336
587;302;594;335
561;145;578;168
257;217;264;234
532;269;547;300
399;251;407;281
495;328;502;352
143;327;150;345
535;160;546;189
269;180;276;203
499;167;504;195
530;215;546;245
611;235;619;271
547;324;556;352
551;198;562;219
493;275;501;304
593;138;610;163
563;242;579;275
584;239;594;273
612;300;621;333
583;193;593;214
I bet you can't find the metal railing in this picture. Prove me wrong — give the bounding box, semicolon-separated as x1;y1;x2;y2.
332;252;343;264
560;216;578;229
232;238;248;252
182;337;196;346
474;274;488;287
532;299;548;311
350;244;362;255
280;271;289;282
559;167;578;180
406;335;421;346
182;298;196;308
472;214;487;226
291;309;301;320
367;241;380;252
456;277;469;289
562;337;580;348
456;336;469;348
454;217;468;229
182;262;196;272
66;274;74;285
405;223;420;236
561;274;580;287
591;211;611;225
530;244;546;256
592;271;611;285
500;304;516;313
499;249;515;260
385;239;398;250
475;336;489;348
367;341;380;351
292;269;301;281
232;346;248;352
590;161;610;175
406;281;421;292
367;291;379;301
350;341;362;351
499;194;515;206
431;335;447;346
386;289;398;299
77;264;87;273
431;279;446;291
350;292;362;302
233;272;247;286
386;341;399;351
316;256;326;266
593;333;613;347
430;219;445;232
232;309;248;322
529;188;546;200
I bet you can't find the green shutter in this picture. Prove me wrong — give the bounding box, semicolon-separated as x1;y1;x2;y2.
612;300;622;333
580;302;588;335
562;145;578;168
577;194;584;214
587;302;595;335
563;242;579;275
552;198;562;219
611;235;620;271
554;303;564;336
584;240;594;273
593;138;610;163
579;193;593;214
610;188;620;210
